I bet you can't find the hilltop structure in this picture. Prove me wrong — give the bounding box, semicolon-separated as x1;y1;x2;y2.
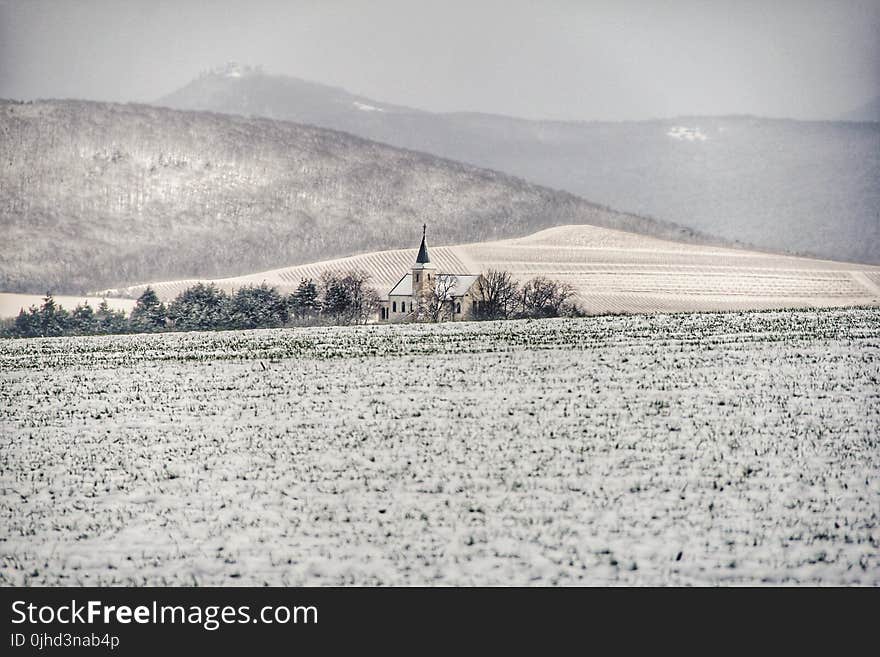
379;226;484;322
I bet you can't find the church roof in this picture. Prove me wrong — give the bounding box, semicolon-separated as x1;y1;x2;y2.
388;273;480;299
416;224;430;264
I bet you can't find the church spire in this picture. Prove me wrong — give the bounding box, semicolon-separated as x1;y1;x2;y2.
416;223;430;264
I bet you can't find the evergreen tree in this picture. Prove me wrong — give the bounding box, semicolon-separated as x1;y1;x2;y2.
167;283;229;331
95;299;128;334
69;303;97;334
0;317;15;339
321;277;351;324
38;293;69;337
228;284;289;329
129;287;167;333
289;278;320;322
13;307;40;338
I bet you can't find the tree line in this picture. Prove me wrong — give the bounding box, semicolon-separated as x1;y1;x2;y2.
470;270;580;321
1;269;581;338
2;271;379;338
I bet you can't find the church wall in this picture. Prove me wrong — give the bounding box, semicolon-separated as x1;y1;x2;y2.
378;276;485;323
381;294;413;323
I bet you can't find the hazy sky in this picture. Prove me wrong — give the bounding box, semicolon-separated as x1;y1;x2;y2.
1;0;878;121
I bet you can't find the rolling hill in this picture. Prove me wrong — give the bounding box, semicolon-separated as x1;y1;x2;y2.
107;224;880;316
159;65;880;265
0;99;711;295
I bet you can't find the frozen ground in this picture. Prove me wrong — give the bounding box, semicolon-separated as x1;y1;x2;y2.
1;308;878;585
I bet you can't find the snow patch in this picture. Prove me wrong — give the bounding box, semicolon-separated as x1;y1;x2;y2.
202;63;264;79
667;126;707;142
353;101;385;112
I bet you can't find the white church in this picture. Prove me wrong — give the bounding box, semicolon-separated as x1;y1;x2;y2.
378;226;485;323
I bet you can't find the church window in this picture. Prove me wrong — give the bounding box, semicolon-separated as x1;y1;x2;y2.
392;301;397;312
456;302;462;314
415;274;419;282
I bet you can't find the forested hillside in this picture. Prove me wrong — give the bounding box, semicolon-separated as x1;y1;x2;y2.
0;99;709;294
160;67;880;264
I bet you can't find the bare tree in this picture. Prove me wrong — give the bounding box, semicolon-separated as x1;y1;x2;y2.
474;270;520;320
344;270;380;325
419;274;459;322
319;269;379;325
519;276;576;318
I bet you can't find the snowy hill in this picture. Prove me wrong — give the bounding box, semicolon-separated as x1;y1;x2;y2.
109;224;880;316
158;69;880;265
0;99;707;295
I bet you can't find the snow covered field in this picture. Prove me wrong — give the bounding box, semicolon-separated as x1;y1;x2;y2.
104;224;880;315
1;308;878;585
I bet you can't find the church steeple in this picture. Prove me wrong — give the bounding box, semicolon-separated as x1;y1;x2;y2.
412;224;436;313
416;224;430;264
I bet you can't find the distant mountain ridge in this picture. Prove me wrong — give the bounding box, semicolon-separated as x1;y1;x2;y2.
0;99;713;294
842;95;880;122
159;67;880;265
